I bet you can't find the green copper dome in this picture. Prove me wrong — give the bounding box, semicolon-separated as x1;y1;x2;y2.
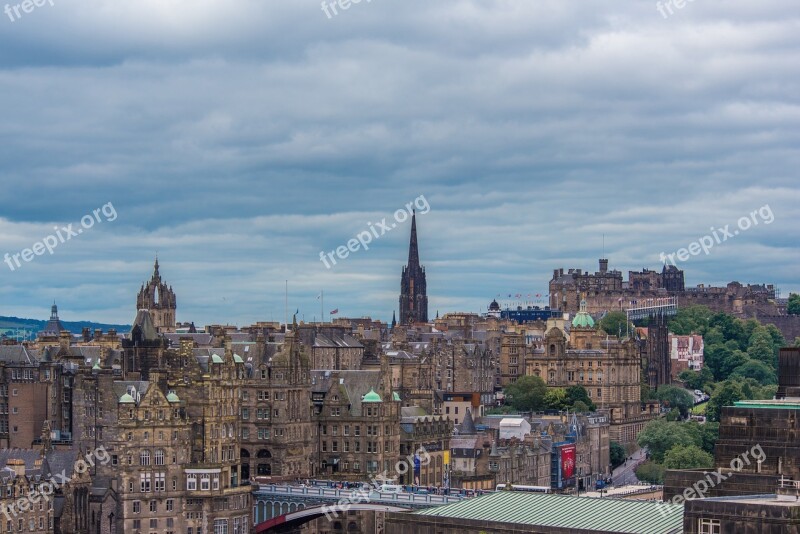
233;353;244;363
571;299;595;328
167;391;180;403
211;353;224;364
392;392;401;401
119;393;135;404
362;388;382;403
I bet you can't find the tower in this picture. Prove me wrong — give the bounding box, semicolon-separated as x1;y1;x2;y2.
399;211;428;325
136;258;177;333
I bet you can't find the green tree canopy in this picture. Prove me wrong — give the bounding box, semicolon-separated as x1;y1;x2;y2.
565;385;596;411
669;305;712;335
679;367;713;391
663;444;714;470
656;385;695;418
706;380;743;422
730;360;777;385
610;441;626;469
635;461;665;485
747;328;778;368
636;419;700;463
788;293;800;315
599;311;634;338
504;375;549;412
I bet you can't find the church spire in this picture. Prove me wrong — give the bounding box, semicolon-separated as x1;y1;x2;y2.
407;210;419;267
399;210;428;325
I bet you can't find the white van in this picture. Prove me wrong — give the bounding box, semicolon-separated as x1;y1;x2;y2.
378;484;403;493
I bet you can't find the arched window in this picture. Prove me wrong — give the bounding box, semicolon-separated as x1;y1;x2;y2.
549;344;556;356
155;449;165;466
140;450;150;466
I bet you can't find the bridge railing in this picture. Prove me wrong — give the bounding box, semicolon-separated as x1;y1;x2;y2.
255;484;464;505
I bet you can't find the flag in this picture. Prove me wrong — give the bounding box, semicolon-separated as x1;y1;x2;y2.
295;308;299;315
330;309;339;315
316;293;322;300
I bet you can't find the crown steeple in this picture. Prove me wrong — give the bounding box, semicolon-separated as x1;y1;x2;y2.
408;210;420;267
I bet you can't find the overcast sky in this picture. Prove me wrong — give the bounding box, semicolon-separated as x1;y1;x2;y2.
0;0;797;327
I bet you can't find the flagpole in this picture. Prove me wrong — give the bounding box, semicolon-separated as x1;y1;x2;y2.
285;280;288;331
321;290;324;324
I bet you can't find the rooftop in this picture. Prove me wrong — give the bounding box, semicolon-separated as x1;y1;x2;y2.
415;491;683;534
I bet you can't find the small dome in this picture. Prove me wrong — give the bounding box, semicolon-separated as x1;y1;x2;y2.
211;353;224;364
119;393;136;404
489;299;500;311
392;392;401;401
571;298;595;328
92;360;102;371
362;388;382;403
167;391;180;403
233;354;244;364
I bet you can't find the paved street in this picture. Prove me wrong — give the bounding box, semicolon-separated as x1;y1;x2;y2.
611;448;646;486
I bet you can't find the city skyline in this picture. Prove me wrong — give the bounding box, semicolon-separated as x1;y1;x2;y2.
1;1;798;326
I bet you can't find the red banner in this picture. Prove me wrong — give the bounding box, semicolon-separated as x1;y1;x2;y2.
561;445;576;479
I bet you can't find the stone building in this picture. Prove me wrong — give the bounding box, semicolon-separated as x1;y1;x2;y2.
295;324;364;370
311;366;400;482
399;211;428;325
239;326;315;482
135;258;177;333
398;406;452;487
525;308;654;445
549;258;800;340
67;300;252;534
497;331;524;388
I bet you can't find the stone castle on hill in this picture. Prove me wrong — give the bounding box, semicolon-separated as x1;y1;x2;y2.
549;258;799;340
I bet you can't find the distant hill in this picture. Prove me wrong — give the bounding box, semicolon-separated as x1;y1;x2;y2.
0;315;130;339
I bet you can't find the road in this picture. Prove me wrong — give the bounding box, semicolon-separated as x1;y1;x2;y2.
611;448;646;486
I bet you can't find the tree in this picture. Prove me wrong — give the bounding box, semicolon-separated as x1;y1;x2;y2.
610;441;626;469
544;388;567;411
706;380;743;422
504;375;549;412
669;305;712;335
599;311;634;338
565;386;596;411
747;328;778;368
679;367;713;391
663;444;714;470
635;461;665;485
730;360;777;385
636;419;699;463
656;385;695;418
788;293;800;315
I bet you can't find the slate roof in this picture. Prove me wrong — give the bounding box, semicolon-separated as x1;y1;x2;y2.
0;346;38;364
310;370;383;417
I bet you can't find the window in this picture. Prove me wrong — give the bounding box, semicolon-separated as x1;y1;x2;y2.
133;519;141;529
166;499;174;512
187;476;197;491
698;519;720;534
155;472;165;491
155;449;165;465
214;519;229;534
149;500;157;512
140;450;151;466
132;501;141;513
150;518;158;529
140;473;151;492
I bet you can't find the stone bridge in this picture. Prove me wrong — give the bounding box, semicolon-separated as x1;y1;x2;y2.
252;484;464;532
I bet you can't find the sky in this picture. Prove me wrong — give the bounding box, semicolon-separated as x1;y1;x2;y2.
0;0;798;327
